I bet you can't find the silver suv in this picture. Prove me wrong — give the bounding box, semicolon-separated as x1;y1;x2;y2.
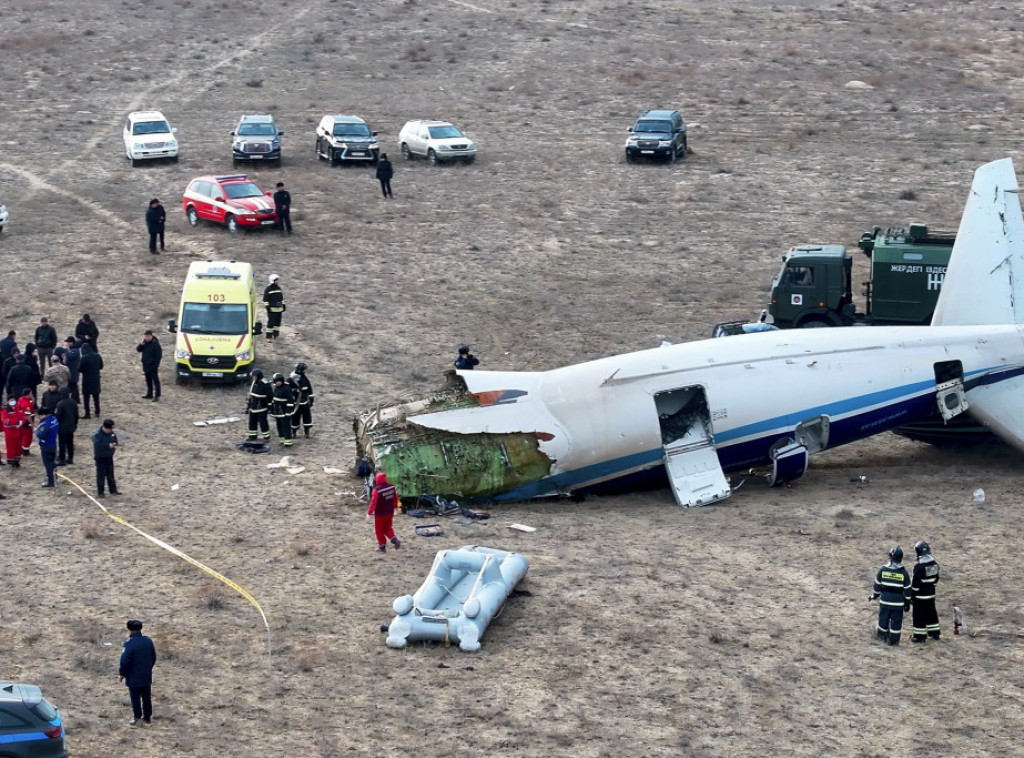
0;682;67;757
231;114;283;163
316;115;380;164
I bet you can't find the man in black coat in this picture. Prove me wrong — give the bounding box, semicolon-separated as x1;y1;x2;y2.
75;314;99;351
34;317;58;368
54;391;78;465
62;337;82;403
273;182;292;235
4;353;33;402
39;380;63;414
0;330;17;363
145;198;166;253
375;153;394;199
136;330;162;401
119;619;157;726
79;344;103;418
92;418;119;496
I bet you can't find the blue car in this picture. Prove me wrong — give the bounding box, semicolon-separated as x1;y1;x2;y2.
0;683;68;758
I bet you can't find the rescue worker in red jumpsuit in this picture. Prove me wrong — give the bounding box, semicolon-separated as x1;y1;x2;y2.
16;388;36;458
366;472;402;554
2;397;27;467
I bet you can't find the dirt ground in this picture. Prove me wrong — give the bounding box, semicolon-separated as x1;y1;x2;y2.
2;0;1024;755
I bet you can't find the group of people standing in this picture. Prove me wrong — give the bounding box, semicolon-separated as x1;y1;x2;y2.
0;314;123;496
872;541;942;646
245;362;314;448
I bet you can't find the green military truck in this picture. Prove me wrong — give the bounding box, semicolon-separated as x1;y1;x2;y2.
766;223;956;328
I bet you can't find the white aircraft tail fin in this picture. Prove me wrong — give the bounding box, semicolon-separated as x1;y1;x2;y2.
932;158;1024;326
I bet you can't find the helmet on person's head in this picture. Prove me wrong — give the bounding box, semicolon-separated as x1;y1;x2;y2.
294;362;306;374
251;368;263;378
272;372;285;382
268;274;280;284
889;546;904;563
914;540;930;556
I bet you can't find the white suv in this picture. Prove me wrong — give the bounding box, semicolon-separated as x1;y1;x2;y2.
123;110;179;166
316;115;379;164
398;120;476;164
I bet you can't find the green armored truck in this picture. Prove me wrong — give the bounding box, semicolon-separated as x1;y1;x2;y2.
767;223;955;328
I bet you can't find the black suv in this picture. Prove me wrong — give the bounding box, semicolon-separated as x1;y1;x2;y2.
625;109;687;163
0;682;68;757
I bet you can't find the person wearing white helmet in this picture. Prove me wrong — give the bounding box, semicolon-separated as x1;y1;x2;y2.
262;274;285;343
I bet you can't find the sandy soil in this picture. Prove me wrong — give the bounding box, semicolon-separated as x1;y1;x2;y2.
2;1;1024;755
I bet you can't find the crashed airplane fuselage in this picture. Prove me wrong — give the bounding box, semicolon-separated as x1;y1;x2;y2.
356;158;1024;506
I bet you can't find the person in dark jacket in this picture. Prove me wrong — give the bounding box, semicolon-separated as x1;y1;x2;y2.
39;380;63;414
366;471;401;553
145;198;166;253
54;392;78;466
269;373;296;446
136;330;162;401
92;418;119;496
0;330;16;364
75;314;99;350
4;353;33;402
79;343;103;418
910;540;941;642
375;153;394;199
119;619;157;726
34;317;58;368
245;368;272;441
262;275;285;342
872;545;913;646
62;337;82;403
34;406;59;487
454;346;479;370
290;362;314;438
22;343;41;401
273;182;292;235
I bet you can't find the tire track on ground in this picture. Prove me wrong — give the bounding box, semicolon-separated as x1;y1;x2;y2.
0;162;135;231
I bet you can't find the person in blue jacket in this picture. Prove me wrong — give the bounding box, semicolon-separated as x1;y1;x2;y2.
34;406;59;487
119;619;157;726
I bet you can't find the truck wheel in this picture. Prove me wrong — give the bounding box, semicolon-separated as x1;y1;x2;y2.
799;319;831;329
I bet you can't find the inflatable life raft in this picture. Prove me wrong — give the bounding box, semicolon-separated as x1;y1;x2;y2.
386;545;529;651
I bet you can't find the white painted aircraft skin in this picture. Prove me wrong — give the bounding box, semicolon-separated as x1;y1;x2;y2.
405;158;1024;501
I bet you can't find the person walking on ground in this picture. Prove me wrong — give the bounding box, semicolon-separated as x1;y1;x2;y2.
79;343;103;418
871;545;912;646
54;391;78;466
911;540;941;642
62;337;82;403
34;406;59;488
136;330;162;401
44;354;70;392
245;368;272;441
2;397;27;467
76;314;99;351
34;317;58;369
454;346;479;370
376;153;394;199
145;198;166;253
262;275;285;343
39;380;63;415
273;182;292;235
290;362;315;438
366;471;401;553
119;619;157;726
269;373;296;446
92;418;119;497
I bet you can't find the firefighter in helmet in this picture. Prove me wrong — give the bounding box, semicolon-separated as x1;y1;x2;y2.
269;372;296;446
911;540;941;642
871;545;912;645
246;368;273;441
290;362;315;439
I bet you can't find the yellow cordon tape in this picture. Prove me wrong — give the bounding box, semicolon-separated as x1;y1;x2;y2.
57;472;272;658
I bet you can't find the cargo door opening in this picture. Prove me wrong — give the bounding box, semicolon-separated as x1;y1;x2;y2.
655;387;731;508
934;360;968;421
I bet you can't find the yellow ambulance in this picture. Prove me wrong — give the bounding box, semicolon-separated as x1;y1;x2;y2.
168;260;262;383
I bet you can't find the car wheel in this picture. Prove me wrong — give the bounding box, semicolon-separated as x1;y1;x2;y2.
799;319;831;329
316;139;324;161
401;143;412;160
131;157;140;167
186;207;200;227
625;151;636;163
171;155;179;164
175;374;188;386
667;147;677;164
681;139;688;157
226;215;238;234
427;149;438;165
464;156;475;165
